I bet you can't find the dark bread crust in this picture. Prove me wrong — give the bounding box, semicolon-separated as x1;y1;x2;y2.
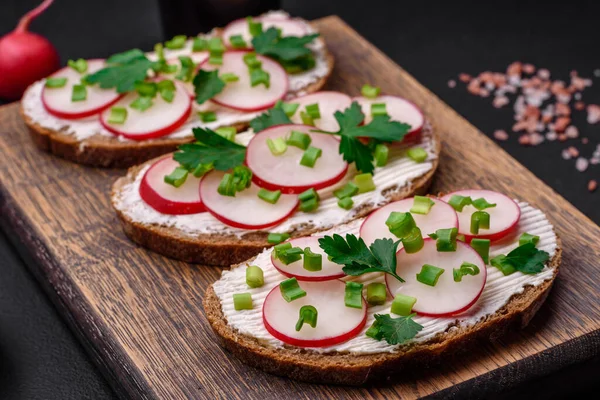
202;241;561;385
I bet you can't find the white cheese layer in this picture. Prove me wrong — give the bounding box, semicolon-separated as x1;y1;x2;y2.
213;201;557;354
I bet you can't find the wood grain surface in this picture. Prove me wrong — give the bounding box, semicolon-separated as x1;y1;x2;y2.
0;16;599;400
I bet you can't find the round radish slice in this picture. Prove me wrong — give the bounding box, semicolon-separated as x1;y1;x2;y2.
353;95;424;142
263;279;367;347
246;124;348;194
386;239;486;317
222;17;308;49
289;91;352;132
209;51;288;112
440;190;521;242
99;80;192;140
42;59;123;119
139;156;206;215
199;170;298;229
360;197;458;247
271;236;345;281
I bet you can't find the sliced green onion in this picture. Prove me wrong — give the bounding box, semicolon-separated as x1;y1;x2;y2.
305;103;321;120
416;264;444;286
286;130;312;150
258;188;282;204
344;282;364;309
266;137;287;155
299;197;319;212
391;294;417;316
159;88;174;103
407;147;428;163
164;166;188;187
130;96;153;111
457;234;466;242
275;100;300;117
192;37;208;52
470;211;490;234
217;173;235;197
338;197;354;210
361;84;381;99
371;102;388;117
71;84;87;102
278;246;304;265
303;247;323;272
164;64;178;74
243;52;261;68
403;227;424;253
220;72;239;83
300;146;322;168
107;107;127;125
68;58;88;74
267;232;290;245
208;54;223;65
199;111;217;123
280;277;306;302
447;195;472;212
453;262;480;282
229;34;246;48
232;165;252;192
165;35;187;50
298;188;319;202
191;163;213;177
354;173;376;193
434;228;458;252
215;127;236;142
385;212;416;239
366;282;387;306
490;254;516;275
154;43;165;61
470;238;490;263
519;232;540;246
410;196;435;215
300;111;314;126
374;144;389;167
247;17;263;37
45;77;67;88
333;182;359;199
233;293;253;310
250;68;270;88
472;197;497;210
135;81;158;97
274;242;292;254
208;37;225;54
246;265;264;288
295;305;317;331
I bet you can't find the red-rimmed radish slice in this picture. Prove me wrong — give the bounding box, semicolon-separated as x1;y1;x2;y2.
246;124;348;194
353;95;424;143
271;236;345;281
139;156;206;215
209;51;288;112
222;18;308;48
100;80;191;140
386;239;486;317
289;91;352;132
42;59;123;119
440;190;521;242
360;197;458;246
263;279;366;347
199;170;298;229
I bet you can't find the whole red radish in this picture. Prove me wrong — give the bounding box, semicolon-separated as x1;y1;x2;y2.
0;0;60;100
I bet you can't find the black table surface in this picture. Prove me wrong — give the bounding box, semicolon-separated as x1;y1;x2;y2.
0;0;598;399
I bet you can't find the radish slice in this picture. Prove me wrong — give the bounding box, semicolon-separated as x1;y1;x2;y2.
222;18;308;49
246;124;348;194
42;59;122;119
360;197;458;247
386;239;486;317
353;95;424;143
199;170;298;229
263;279;367;347
209;51;288;112
99;80;192;140
289;91;352;132
440;190;521;242
271;236;345;281
139;156;206;215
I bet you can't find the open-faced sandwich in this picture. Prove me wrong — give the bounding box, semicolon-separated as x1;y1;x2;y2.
111;86;439;265
203;190;560;384
20;11;333;167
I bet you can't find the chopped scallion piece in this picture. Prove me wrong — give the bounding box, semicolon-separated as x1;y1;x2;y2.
177;56;195;82
154;43;165;61
68;58;88;74
402;227;424;253
278;246;303;265
470;238;490;263
371;102;388;117
296;188;317;203
305;103;321;120
448;195;472;212
45;77;67;88
229;34;247;48
233;293;253;310
220;72;239;83
165;35;187;50
107;107;127;125
410;196;436;215
250;68;270;88
286;130;312;150
303;247;322;271
247;17;263;37
299;197;319;212
391;294;417;316
280;277;306;302
217;173;236;197
519;232;540;246
130;96;153;111
198;111;217;123
333;182;359;199
191;163;213;177
208;37;225;54
366;282;387;306
385;212;416;239
407;147;428;162
472;197;497;210
215;127;236;141
208;54;223;65
345;282;364;309
192;37;208;52
434;228;458;252
453;262;480;282
258;188;282;204
470;211;490;234
275;100;300;117
267;232;290;245
164;166;188;187
71;84;87;102
361;84;381;99
159;88;174;103
300;111;314;126
243;52;261;68
337;197;353;210
354;173;376;193
295;305;317;331
374;144;389;167
300;146;322;168
246;265;264;288
416;264;444;286
135;81;158;97
266;137;287;155
490;254;516;275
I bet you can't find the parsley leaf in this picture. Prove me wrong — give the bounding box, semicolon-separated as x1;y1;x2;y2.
367;314;423;345
491;243;550;275
106;49;147;65
252;27;319;62
249;107;292;132
193;69;226;104
86;58;153;93
173;127;246;171
318;234;404;282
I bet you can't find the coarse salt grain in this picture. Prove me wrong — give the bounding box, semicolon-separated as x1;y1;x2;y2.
546;131;558;141
494;129;509;141
448;80;456;88
587;105;600;124
565;126;579;138
589;180;598;192
575;157;589;172
567;146;579;157
561;149;572;160
493;96;509;108
537;69;551;80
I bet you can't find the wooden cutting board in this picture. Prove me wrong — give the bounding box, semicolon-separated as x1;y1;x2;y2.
0;16;598;400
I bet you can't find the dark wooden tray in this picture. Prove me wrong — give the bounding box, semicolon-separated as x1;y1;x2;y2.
0;16;598;400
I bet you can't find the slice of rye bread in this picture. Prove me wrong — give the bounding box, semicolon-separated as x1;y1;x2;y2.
203;240;561;385
20;24;334;168
111;129;440;266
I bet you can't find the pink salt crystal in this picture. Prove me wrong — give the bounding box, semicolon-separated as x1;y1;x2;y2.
529;133;544;146
494;129;509;141
582;138;589;144
493;96;509;108
575;157;589;172
561;149;572;160
546;131;557;141
507;62;522;76
448;79;457;88
523;64;535;74
518;135;530;145
589;180;598;192
568;146;579;157
479;88;490;97
575;101;585;111
555;103;571;116
554;117;571;132
467;79;481;95
537;69;550;80
587;104;600;124
459;73;472;83
565;126;579;139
